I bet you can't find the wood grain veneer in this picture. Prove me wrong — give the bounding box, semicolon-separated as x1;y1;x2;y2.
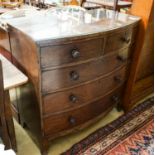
0;8;140;155
43;66;127;115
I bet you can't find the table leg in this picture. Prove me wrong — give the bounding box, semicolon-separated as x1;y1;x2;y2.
0;115;11;149
4;90;17;152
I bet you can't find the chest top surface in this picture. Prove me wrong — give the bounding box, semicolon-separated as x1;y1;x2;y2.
0;7;140;43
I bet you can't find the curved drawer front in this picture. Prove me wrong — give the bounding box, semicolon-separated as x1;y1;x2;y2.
40;38;103;68
41;49;129;93
43;87;123;136
43;66;127;114
105;28;134;53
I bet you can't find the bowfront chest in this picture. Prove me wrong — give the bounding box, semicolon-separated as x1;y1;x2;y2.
2;8;140;155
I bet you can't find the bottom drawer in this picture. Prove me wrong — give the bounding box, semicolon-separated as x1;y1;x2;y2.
43;87;123;135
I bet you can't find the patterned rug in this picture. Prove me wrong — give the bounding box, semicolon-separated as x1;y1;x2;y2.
63;97;154;155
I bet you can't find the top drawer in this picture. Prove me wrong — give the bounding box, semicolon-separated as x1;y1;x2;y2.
40;38;103;68
104;28;135;53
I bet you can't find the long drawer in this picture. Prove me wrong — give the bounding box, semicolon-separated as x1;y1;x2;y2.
41;49;129;93
43;66;127;114
40;38;103;68
43;87;123;136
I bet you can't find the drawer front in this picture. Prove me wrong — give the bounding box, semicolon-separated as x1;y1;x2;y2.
43;87;123;135
42;48;129;93
43;66;127;114
105;28;134;53
40;38;103;68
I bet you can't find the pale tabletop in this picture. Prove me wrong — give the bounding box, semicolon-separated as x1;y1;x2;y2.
0;54;28;90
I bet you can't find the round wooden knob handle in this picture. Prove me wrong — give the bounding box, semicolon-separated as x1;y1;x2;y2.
114;76;122;83
70;71;79;81
69;117;76;125
71;49;80;59
116;55;126;62
121;37;130;43
111;95;119;103
69;94;78;103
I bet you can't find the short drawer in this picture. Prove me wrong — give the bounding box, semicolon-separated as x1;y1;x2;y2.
41;48;129;93
43;66;127;114
40;38;103;68
104;28;134;53
43;87;123;135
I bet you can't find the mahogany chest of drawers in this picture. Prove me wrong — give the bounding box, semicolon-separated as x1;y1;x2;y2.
2;8;140;155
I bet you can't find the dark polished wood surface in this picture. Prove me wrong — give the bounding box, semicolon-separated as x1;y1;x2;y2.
43;87;123;136
41;53;128;93
0;8;140;155
43;66;127;115
40;38;103;68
